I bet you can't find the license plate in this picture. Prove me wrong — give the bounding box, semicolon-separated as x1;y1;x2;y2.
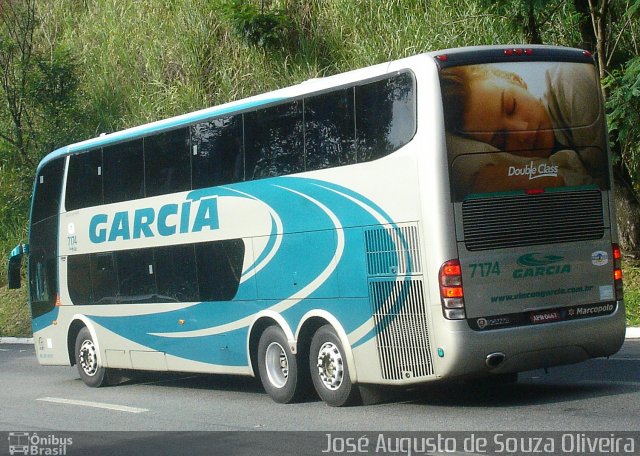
529;310;561;324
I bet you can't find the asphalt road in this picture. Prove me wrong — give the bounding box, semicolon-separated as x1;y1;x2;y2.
1;340;638;455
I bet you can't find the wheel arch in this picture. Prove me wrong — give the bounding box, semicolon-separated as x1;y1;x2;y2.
247;311;294;378
297;310;359;385
66;315;102;367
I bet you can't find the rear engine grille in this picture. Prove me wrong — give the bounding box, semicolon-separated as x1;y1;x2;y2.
369;279;434;380
462;190;604;251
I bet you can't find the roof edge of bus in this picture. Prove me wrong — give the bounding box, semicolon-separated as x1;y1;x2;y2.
428;44;593;68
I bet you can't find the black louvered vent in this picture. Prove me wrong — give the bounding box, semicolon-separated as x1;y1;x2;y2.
462;190;604;251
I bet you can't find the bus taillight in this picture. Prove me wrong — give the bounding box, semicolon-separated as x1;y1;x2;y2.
439;259;466;320
613;243;623;300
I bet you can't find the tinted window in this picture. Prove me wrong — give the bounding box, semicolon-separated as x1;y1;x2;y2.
144;128;191;197
32;158;65;223
355;72;416;162
305;88;356;170
67;240;243;305
68;254;92;305
91;253;118;304
103;140;144;204
66;150;103;211
155;244;198;302
244;101;304;180
192;116;244;188
196;239;245;301
28;217;59;316
116;249;156;303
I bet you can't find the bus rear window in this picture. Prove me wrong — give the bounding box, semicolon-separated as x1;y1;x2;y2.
440;61;610;200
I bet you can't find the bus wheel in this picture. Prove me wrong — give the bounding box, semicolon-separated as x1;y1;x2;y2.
257;326;307;403
310;325;361;407
74;327;112;387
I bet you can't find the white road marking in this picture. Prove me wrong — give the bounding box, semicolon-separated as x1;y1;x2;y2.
37;397;148;413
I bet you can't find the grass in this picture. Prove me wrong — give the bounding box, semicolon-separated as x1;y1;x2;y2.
0;286;30;337
623;259;640;327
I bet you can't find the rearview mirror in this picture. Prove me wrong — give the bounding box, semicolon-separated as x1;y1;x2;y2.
7;244;25;289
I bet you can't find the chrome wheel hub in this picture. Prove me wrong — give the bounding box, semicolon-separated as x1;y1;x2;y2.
79;339;98;377
316;342;344;391
265;342;289;388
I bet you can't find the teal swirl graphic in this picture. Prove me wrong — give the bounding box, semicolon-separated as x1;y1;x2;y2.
87;176;413;367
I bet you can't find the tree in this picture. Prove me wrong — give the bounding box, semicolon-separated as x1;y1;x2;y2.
0;0;83;170
574;0;640;257
0;0;38;167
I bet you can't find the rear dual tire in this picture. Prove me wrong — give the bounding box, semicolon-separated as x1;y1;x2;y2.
257;324;360;406
309;325;361;407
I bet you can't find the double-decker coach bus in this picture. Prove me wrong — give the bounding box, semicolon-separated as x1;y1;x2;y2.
8;45;625;406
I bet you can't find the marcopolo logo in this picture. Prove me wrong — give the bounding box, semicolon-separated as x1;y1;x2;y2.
508;161;559;180
513;253;571;279
89;195;219;244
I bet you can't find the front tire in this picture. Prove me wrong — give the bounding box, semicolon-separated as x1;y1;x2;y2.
74;327;117;387
310;325;360;407
257;326;308;403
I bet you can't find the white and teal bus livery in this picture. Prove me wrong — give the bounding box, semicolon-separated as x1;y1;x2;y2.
8;45;626;406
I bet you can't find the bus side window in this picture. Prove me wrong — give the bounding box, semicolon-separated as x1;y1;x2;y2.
116;249;156;303
304;87;356;170
355;72;416;162
154;244;198;302
192;115;244;189
68;254;92;305
103;140;144;204
244;101;304;180
90;253;118;304
144;128;191;197
66;149;103;211
196;239;244;301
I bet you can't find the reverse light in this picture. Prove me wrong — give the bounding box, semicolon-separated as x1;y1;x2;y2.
439;259;466;320
613;243;623;300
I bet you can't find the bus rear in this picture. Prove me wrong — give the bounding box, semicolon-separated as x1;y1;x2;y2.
435;46;625;376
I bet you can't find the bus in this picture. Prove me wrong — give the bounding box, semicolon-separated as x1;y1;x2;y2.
8;45;626;406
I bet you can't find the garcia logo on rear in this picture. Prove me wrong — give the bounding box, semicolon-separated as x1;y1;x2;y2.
513;253;571;279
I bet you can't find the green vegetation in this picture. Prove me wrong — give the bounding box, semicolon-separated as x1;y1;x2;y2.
624;260;640;327
1;0;639;336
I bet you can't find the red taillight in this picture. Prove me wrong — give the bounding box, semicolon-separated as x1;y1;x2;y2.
504;48;533;56
439;259;465;319
613;243;623;300
436;54;448;62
